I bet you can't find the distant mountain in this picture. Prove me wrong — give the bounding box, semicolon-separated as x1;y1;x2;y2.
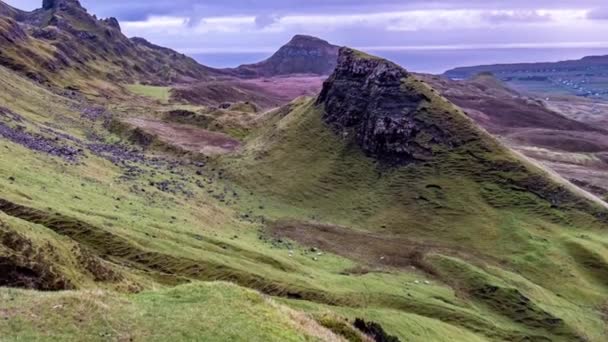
230;35;340;78
0;0;218;90
444;54;608;100
444;55;608;80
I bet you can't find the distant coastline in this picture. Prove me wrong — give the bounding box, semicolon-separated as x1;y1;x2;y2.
192;47;608;75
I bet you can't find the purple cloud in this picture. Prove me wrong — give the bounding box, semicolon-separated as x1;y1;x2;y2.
587;8;608;20
481;10;553;24
255;14;281;29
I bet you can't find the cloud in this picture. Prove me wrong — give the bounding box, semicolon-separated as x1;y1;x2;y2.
121;9;590;38
587;8;608;20
255;15;281;29
6;0;608;70
8;0;608;18
481;10;553;24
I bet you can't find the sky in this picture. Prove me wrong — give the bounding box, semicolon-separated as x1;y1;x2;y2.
6;0;608;67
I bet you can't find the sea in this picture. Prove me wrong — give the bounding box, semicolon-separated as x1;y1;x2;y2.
192;47;608;75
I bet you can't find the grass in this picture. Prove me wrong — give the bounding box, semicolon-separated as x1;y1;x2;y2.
125;84;172;103
219;75;608;340
0;52;608;341
0;282;339;342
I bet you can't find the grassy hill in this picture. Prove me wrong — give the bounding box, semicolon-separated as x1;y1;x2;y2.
0;8;607;339
0;0;218;94
221;49;608;341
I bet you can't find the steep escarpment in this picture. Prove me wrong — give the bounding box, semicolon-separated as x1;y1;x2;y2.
232;35;339;78
317;48;473;165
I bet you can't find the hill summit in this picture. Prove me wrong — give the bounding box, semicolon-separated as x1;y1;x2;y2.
233;35;340;77
230;46;608;241
317;48;466;165
42;0;82;10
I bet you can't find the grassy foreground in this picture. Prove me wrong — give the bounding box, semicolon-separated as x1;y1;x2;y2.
0;282;341;342
0;55;607;341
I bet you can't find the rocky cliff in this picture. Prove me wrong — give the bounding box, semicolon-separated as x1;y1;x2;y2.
317;48;464;165
232;35;339;78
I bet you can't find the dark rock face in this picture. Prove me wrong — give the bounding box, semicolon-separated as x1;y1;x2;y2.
353;318;401;342
317;48;451;165
42;0;82;11
102;17;121;32
234;35;340;77
42;0;56;9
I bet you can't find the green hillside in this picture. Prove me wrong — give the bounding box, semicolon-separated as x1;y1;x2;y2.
0;5;607;340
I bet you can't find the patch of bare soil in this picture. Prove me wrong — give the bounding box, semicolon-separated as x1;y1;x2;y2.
239;76;325;102
419;74;598;134
172;76;325;110
125;118;241;155
270;220;489;272
505;129;608;153
0;227;74;291
544;97;608;128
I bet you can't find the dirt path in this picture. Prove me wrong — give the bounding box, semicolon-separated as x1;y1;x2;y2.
125;118;241;155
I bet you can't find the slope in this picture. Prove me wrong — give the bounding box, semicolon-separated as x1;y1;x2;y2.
222;48;608;341
0;61;510;342
420;73;608;200
0;14;608;339
0;282;345;341
0;0;217;92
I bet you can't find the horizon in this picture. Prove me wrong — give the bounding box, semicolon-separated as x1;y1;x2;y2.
5;0;608;72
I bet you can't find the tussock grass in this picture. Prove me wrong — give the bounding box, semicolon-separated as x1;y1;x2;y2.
1;54;608;341
0;282;339;341
125;84;172;103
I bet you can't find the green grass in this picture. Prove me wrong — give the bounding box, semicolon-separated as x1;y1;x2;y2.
219;83;608;340
125;84;172;103
0;282;338;341
1;60;608;341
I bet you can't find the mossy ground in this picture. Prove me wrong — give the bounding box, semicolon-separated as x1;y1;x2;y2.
0;282;341;342
0;63;607;341
125;84;172;103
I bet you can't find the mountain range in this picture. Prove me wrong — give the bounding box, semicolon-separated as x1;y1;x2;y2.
1;1;608;341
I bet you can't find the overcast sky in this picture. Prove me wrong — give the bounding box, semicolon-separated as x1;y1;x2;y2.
6;0;608;54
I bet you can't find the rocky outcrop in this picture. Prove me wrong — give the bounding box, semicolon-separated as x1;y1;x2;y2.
232;35;340;78
42;0;56;10
42;0;83;11
317;48;456;165
102;17;121;32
